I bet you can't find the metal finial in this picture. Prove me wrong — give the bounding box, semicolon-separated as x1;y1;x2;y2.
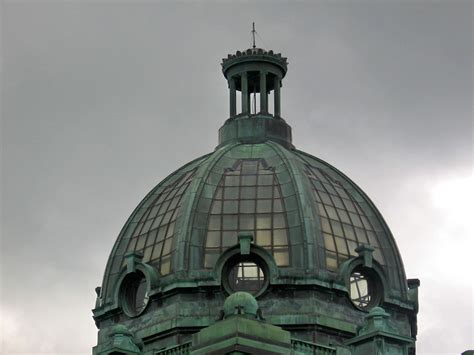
252;22;256;49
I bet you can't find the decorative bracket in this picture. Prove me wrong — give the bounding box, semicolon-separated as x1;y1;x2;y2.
355;244;375;268
125;251;144;274
238;233;254;255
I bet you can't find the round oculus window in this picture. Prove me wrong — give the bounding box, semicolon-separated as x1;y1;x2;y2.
121;271;149;317
349;267;380;310
227;260;266;296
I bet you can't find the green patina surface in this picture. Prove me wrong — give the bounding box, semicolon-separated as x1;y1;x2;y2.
97;140;408;308
93;44;419;355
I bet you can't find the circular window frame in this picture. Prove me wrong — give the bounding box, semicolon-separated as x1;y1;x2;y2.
119;270;150;318
222;253;269;298
347;266;383;311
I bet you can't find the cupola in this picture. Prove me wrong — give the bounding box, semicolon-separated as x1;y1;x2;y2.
93;27;419;355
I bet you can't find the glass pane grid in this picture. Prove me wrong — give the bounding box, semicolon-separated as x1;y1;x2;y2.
204;159;290;268
122;169;197;275
102;156;210;300
305;165;385;270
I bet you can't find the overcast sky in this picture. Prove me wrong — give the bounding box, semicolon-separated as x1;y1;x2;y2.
1;1;472;354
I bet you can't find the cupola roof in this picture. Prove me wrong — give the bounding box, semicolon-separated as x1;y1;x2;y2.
98;141;408;308
95;34;411;322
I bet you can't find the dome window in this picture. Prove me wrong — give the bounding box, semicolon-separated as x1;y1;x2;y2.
348;266;381;310
120;271;149;317
228;261;265;295
222;250;270;297
120;168;197;277
204;159;290;269
304;164;386;271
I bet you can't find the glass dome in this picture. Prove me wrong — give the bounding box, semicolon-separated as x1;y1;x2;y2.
99;141;407;306
93;46;419;355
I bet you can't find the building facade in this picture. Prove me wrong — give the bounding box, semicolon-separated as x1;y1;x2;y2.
92;45;420;354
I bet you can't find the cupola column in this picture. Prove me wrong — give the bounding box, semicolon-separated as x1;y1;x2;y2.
274;75;281;117
229;76;237;117
260;71;268;113
222;47;287;118
241;72;249;115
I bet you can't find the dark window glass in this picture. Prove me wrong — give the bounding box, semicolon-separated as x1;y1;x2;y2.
143;246;152;261
256;214;271;229
258;175;273;185
162;239;172;255
320;217;332;234
122;272;148;316
166;222;175;236
225;187;239;199
241;187;256;199
239;215;255;230
223;200;238;214
355;227;368;244
273;249;289;266
151;242;163;260
273;200;283;212
206;231;220;247
319;191;332;205
343;223;356;241
204;252;219;269
223;215;238;230
256;230;271;246
332;196;345;209
222;231;238;247
208;216;221;230
136;236;146;250
241;161;258;174
343;198;357;212
331;220;344;237
273;229;288;246
338;209;352;224
335;236;348;255
324;233;336;252
273;187;281;198
257;199;272;213
257;186;273;199
211;201;222;214
240;200;255;213
360;215;373;230
326;206;339;220
273;213;286;229
226;175;240;186
347;240;358;256
349;212;363;228
241;175;257;186
151;215;163;230
160;256;171;275
326;252;338;270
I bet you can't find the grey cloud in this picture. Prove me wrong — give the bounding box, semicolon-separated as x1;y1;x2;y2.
2;1;472;354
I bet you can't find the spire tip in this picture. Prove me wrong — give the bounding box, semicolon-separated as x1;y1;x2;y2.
252;22;256;49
